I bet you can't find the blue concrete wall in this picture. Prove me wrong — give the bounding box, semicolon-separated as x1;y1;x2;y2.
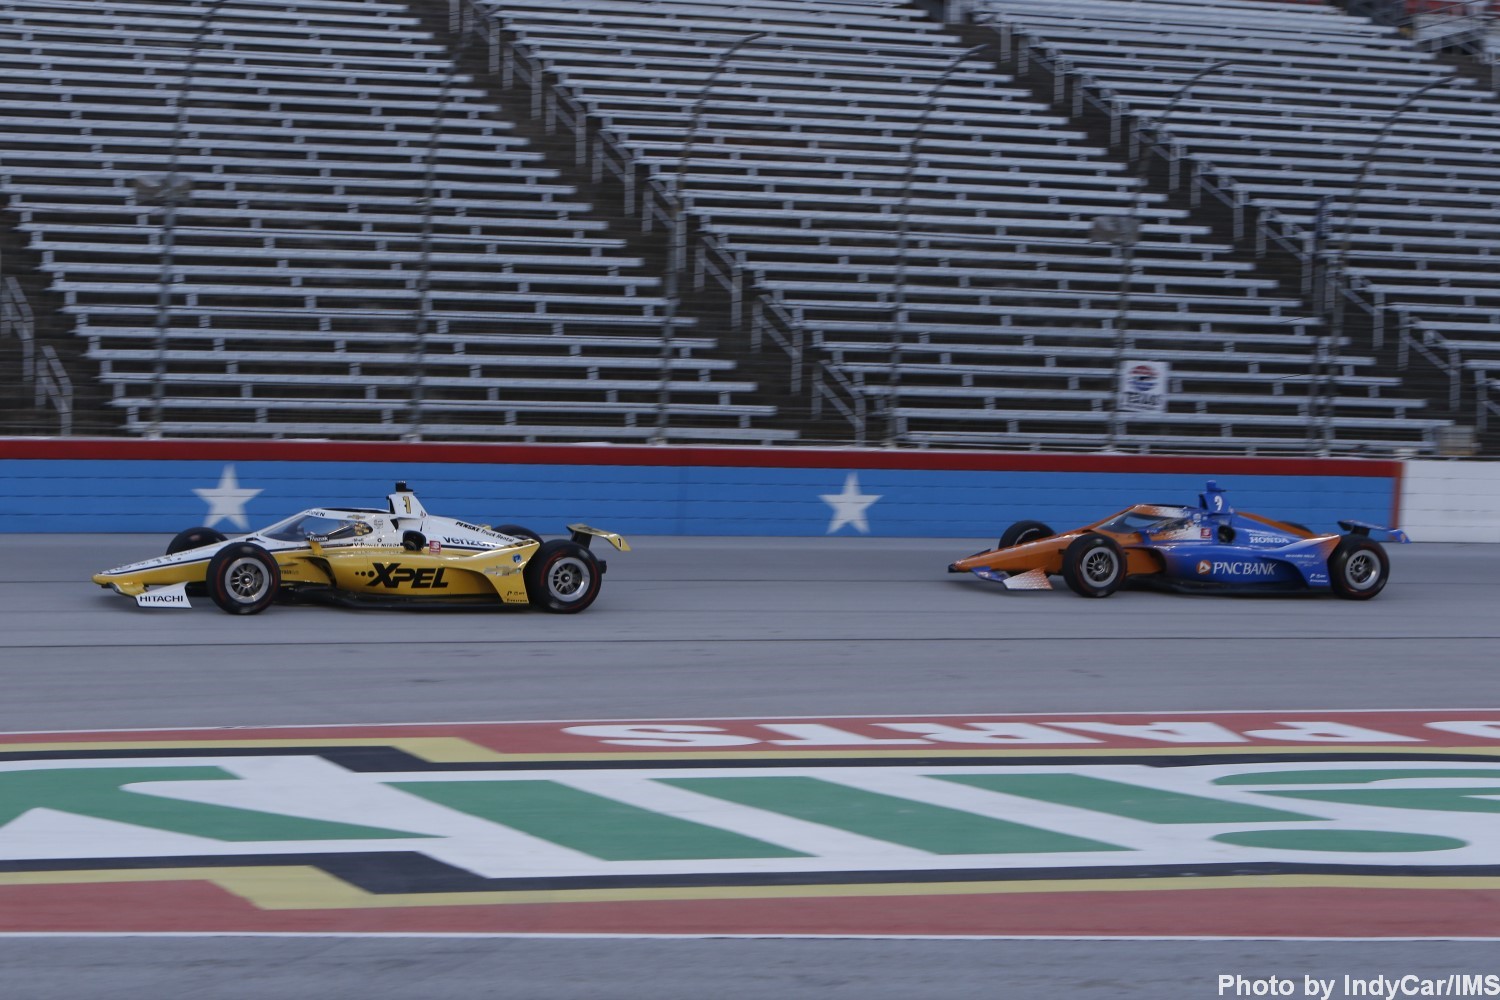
0;443;1400;537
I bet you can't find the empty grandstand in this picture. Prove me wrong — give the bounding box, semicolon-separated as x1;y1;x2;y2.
0;0;793;443
0;0;1492;454
973;0;1499;449
453;0;1452;453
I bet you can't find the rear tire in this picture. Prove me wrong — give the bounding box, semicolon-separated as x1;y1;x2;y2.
1328;536;1389;600
998;520;1054;549
1061;533;1125;598
167;526;226;555
206;543;280;615
167;527;227;596
494;523;543;544
524;540;602;613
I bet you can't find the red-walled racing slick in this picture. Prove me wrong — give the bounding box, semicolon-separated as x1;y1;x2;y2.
949;481;1407;600
93;482;629;615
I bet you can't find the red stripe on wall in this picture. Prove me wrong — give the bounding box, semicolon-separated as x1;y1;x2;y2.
1390;460;1405;526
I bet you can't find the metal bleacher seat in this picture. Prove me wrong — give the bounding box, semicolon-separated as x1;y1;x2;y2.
471;0;1444;454
0;0;787;443
977;0;1500;437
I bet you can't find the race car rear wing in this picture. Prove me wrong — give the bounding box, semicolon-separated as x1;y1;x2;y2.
568;524;631;551
1339;519;1410;543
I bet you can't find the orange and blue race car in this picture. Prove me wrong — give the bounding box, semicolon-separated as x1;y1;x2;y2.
948;481;1407;600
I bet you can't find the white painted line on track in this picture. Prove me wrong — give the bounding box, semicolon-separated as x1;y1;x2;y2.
2;932;1499;941
8;706;1500;735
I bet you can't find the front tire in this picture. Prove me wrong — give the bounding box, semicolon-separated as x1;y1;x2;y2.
524;539;602;613
206;543;280;615
999;519;1054;549
1061;533;1125;598
1328;536;1388;600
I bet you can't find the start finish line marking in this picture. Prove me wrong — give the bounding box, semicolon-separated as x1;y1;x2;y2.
2;710;1499;937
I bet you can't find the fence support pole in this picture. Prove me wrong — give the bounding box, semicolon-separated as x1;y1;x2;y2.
886;44;989;448
1103;58;1235;452
653;32;765;444
1313;76;1448;456
143;0;232;439
405;59;463;443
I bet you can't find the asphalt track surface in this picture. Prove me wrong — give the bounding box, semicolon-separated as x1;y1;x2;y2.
3;534;1498;1000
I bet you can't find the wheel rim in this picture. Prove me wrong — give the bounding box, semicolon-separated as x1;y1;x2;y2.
1018;528;1045;544
1082;547;1120;587
224;557;270;604
1343;551;1382;591
547;556;591;603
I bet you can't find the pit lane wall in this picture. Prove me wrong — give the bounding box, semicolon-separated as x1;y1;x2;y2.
1400;459;1500;542
0;439;1408;537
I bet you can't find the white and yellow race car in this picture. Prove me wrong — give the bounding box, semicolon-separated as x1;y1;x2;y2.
93;482;629;615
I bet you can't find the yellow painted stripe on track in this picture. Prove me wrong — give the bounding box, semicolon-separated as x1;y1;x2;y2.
0;738;508;762
4;868;1498;911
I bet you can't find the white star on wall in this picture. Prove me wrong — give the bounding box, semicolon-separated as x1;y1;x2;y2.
193;464;262;530
820;472;881;534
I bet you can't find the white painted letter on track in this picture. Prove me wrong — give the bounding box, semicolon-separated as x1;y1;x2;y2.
561;725;761;747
